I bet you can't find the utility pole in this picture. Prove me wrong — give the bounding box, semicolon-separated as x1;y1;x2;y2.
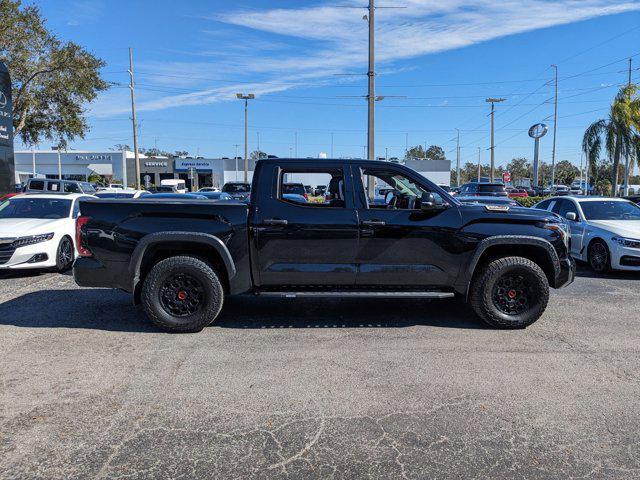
367;0;375;162
486;97;506;182
233;144;239;181
477;147;481;182
331;132;334;158
623;58;633;196
129;48;141;189
550;65;558;189
57;147;62;179
455;129;461;186
236;93;254;182
294;132;298;158
405;132;408;157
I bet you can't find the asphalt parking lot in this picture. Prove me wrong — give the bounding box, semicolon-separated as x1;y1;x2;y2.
1;267;639;479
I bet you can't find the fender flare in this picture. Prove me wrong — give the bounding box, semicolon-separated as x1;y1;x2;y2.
129;231;236;292
461;235;560;297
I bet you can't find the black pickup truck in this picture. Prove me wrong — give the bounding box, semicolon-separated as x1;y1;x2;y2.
74;158;575;332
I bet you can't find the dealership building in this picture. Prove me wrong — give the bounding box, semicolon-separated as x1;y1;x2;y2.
14;150;450;189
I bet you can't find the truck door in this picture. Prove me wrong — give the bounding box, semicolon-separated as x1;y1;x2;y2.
252;163;359;286
353;164;462;287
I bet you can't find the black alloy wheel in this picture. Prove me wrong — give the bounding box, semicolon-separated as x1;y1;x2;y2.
56;237;74;272
588;240;609;273
159;273;205;317
141;255;224;333
470;256;549;329
491;272;537;316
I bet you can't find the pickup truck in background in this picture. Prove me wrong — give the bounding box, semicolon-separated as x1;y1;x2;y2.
74;158;575;333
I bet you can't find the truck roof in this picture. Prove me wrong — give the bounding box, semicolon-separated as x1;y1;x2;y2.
257;158;383;165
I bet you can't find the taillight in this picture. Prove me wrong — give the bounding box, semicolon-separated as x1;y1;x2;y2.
75;216;92;257
303;193;308;200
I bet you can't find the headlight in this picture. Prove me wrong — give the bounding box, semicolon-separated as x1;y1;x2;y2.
543;220;570;246
12;233;54;248
612;236;640;249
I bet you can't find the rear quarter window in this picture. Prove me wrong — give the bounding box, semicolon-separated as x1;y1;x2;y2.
28;180;45;190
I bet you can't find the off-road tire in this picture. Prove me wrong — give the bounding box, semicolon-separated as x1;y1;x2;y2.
55;236;74;272
470;256;549;329
587;239;610;274
142;255;224;333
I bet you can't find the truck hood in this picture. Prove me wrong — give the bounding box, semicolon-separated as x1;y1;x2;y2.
588;220;640;238
0;218;66;238
457;203;558;223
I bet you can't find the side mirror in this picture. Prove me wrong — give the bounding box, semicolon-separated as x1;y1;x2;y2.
565;212;577;221
421;192;437;210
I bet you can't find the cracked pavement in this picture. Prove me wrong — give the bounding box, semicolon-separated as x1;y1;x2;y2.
0;267;639;479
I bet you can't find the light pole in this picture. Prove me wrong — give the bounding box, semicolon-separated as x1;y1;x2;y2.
486;97;506;182
455;129;460;186
236;93;254;182
233;144;239;181
550;65;558;190
477;147;481;182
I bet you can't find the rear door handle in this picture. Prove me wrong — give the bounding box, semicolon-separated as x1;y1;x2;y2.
263;219;288;226
361;220;386;227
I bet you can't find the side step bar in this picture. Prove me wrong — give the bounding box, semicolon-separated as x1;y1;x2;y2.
255;291;455;299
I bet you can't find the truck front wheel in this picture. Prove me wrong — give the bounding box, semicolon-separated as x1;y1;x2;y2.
142;256;224;333
470;256;549;329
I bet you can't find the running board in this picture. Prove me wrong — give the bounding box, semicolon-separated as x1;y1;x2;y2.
255;291;455;299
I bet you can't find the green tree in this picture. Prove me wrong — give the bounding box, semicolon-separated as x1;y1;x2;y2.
111;144;131;152
505;157;531;184
250;150;268;160
554;160;580;186
582;85;640;196
405;145;425;159
425;145;446;161
1;0;108;146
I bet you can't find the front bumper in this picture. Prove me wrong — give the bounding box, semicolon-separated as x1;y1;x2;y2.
0;239;58;269
610;243;640;271
554;256;576;288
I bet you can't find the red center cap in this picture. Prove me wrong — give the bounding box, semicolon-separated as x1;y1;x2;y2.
177;291;187;301
507;289;517;299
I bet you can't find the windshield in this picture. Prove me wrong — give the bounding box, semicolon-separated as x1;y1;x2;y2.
223;184;250;193
80;182;97;193
0;197;72;219
579;201;640;220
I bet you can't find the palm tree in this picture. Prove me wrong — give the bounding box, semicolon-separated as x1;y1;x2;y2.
582;85;639;196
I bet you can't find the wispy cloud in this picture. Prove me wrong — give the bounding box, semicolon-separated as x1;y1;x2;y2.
66;0;105;26
95;0;640;116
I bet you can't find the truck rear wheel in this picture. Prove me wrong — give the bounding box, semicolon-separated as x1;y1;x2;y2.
470;256;549;329
141;255;224;333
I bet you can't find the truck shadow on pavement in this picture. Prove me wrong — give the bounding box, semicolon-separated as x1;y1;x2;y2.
0;289;486;332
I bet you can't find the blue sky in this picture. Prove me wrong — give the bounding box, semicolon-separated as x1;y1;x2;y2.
30;0;640;168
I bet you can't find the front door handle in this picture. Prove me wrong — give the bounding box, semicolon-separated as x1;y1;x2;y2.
361;220;386;227
264;218;288;226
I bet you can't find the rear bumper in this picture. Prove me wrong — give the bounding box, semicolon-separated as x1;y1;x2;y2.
73;256;131;291
554;256;576;289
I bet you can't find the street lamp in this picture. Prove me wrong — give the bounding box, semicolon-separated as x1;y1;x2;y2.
236;93;254;182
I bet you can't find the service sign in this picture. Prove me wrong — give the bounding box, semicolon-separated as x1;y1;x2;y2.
0;62;15;194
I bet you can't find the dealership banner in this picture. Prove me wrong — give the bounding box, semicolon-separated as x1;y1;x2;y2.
0;62;14;194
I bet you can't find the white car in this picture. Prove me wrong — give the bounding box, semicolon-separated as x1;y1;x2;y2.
0;193;95;271
94;188;149;199
534;196;640;272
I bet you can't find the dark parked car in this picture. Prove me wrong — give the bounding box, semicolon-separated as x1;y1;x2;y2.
282;182;307;199
459;182;508;197
456;196;519;207
197;191;234;200
624;195;640;205
222;182;251;201
147;193;208;200
74;158;574;333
